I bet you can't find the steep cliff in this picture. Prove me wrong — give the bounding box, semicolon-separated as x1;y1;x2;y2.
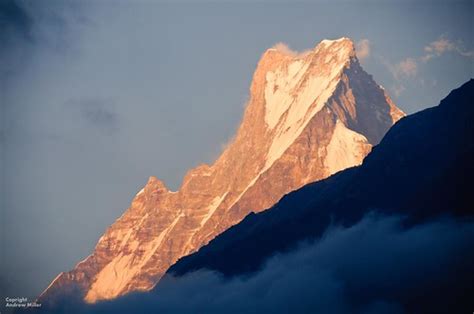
40;37;403;304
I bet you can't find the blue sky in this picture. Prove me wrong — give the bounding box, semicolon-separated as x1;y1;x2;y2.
1;0;473;300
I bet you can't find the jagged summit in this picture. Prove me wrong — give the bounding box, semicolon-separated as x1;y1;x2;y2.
266;37;354;57
320;36;353;46
39;38;404;307
146;176;168;191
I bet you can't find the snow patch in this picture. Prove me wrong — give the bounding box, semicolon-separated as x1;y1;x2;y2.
85;213;184;303
324;120;369;174
200;192;228;228
264;59;309;129
238;41;352;210
264;63;344;170
84;253;134;302
227;171;262;211
320;37;350;46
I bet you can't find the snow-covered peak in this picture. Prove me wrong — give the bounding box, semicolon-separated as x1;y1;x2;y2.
262;38;355;126
262;37;358;170
320;37;352;46
264;37;355;60
317;37;356;60
40;36;403;307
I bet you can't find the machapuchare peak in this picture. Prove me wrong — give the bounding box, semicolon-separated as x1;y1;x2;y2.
39;37;403;306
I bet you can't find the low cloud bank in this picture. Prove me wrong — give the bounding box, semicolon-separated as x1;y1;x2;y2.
53;213;474;314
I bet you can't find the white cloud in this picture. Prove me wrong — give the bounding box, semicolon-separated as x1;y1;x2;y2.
390;57;418;80
422;37;474;62
397;58;418;76
272;42;297;55
380;57;418;97
425;37;455;54
356;39;370;61
382;35;472;97
270;42;310;57
391;84;406;97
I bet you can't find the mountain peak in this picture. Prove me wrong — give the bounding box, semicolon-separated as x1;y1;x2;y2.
317;37;356;58
320;36;353;46
39;37;403;307
263;37;355;61
144;176;169;194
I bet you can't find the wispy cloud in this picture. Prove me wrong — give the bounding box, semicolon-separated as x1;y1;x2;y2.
380;56;418;97
391;84;406;98
356;39;370;61
391;57;418;80
270;42;311;57
381;35;472;97
422;37;474;62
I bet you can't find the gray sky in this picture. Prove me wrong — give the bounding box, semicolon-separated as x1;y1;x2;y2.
1;0;473;300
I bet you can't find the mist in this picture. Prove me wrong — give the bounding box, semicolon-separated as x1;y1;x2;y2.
50;213;474;314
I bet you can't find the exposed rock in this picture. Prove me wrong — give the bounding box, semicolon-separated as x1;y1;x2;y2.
39;37;403;305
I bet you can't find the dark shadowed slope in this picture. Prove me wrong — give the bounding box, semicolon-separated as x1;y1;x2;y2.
160;80;474;313
169;79;473;278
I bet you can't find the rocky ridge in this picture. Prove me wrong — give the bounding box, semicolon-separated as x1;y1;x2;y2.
39;37;403;304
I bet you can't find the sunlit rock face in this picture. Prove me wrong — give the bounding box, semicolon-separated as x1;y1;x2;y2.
39;37;404;304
